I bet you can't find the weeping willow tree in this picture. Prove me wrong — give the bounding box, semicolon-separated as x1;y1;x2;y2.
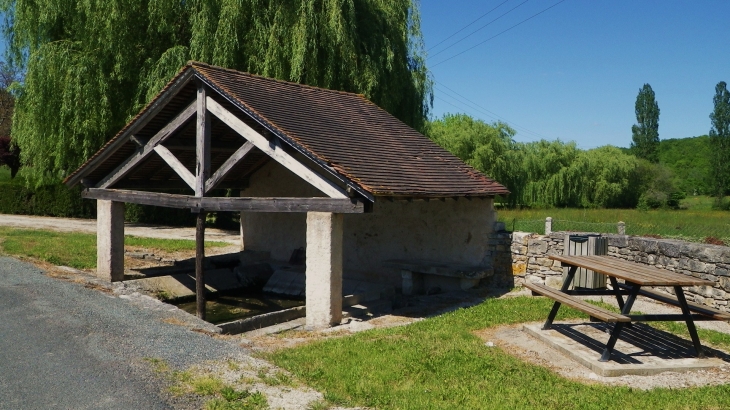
1;0;431;184
426;114;646;208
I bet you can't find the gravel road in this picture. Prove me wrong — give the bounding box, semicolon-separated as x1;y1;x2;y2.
0;256;246;409
0;214;240;244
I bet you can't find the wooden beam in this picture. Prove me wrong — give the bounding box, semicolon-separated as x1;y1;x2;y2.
205;141;255;193
82;189;365;213
153;145;196;190
196;82;211;197
96;101;197;188
163;143;242;153
195;210;206;320
205;97;348;199
66;69;195;187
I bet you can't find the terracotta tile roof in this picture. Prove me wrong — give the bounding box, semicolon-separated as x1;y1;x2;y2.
66;62;509;198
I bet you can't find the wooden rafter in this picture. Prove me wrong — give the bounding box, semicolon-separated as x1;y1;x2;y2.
205;141;255;193
97;101;197;188
82;188;365;213
153;145;196;190
205;97;348;199
66;69;195;187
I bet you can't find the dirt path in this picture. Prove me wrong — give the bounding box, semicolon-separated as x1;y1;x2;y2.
0;214;240;245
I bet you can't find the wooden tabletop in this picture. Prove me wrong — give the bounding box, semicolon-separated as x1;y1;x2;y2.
549;255;714;287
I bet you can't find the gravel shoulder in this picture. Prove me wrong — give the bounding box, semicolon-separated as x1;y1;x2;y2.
0;214;240;244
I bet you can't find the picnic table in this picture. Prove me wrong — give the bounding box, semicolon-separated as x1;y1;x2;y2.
524;255;730;362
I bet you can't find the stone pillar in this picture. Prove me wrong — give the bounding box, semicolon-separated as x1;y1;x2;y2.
618;221;626;235
305;212;343;329
97;200;125;282
545;217;552;235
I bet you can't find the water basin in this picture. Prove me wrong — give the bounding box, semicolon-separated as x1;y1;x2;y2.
176;293;304;324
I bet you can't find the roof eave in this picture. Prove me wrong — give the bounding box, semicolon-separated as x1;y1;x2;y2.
63;67;196;187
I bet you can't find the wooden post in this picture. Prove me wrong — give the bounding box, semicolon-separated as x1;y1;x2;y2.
196;210;206;320
195;80;210;320
196;80;211;197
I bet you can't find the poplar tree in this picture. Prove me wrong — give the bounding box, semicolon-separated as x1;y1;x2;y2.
710;81;730;201
631;84;660;163
1;0;431;184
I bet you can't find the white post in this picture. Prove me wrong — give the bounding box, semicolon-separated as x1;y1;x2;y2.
97;200;125;282
618;221;626;235
545;217;553;235
305;212;343;329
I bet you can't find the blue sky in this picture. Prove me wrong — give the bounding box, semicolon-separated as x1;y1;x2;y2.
420;0;730;149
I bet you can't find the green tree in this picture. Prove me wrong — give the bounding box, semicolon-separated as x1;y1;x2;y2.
709;81;730;202
425;114;643;208
631;83;660;163
1;0;431;184
424;114;522;205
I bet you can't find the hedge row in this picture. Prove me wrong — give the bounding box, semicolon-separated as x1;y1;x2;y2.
0;177;196;226
0;180;96;218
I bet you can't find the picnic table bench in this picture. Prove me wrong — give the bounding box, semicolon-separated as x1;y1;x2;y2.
525;255;729;362
383;259;492;295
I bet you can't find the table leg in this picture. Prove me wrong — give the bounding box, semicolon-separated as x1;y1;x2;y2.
600;283;640;362
674;286;705;358
609;276;625;311
610;276;633;328
542;266;578;330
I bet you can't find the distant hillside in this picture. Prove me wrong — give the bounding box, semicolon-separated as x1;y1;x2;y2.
658;135;712;195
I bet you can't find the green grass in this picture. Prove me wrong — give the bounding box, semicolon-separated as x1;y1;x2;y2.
0;227;229;269
497;201;730;243
143;358;268;410
267;296;730;409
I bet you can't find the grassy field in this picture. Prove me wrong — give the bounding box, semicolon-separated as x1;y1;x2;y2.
0;227;229;269
497;196;730;243
268;296;730;410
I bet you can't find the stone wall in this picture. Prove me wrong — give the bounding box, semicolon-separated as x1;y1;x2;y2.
511;231;730;311
240;160;506;289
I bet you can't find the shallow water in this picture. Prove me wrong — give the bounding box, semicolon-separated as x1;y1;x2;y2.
176;293;303;324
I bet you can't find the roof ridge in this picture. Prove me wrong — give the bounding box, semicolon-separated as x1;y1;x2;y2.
188;61;369;100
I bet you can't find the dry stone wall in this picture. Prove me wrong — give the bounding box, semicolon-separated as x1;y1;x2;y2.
510;231;730;311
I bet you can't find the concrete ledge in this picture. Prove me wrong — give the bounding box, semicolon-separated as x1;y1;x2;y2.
523;322;728;377
218;306;307;334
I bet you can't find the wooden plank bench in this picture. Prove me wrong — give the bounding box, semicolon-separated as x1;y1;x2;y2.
383;259;492;295
525;282;631;323
616;283;730;321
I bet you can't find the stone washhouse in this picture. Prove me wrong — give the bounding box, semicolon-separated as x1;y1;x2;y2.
65;62;510;329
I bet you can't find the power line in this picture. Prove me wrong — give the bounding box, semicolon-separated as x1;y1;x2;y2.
428;0;531;60
434;82;550;141
427;0;511;52
431;0;568;68
433;93;543;142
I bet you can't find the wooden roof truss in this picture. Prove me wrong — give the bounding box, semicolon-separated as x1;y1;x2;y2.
80;77;366;214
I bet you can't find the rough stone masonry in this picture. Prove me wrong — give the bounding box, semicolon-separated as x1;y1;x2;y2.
511;231;730;311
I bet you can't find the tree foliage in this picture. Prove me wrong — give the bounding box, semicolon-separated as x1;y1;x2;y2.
0;61;21;177
709;81;730;201
659;135;712;196
631;83;660;163
1;0;431;184
425;114;648;208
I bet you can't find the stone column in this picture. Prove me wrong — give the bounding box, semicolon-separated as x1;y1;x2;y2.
617;221;626;235
97;200;125;282
545;217;552;235
305;212;343;329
